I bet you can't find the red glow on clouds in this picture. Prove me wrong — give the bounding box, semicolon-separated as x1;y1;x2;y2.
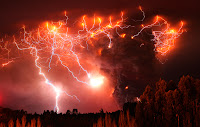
0;7;185;113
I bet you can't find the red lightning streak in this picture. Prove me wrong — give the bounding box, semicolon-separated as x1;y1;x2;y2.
0;38;18;68
2;60;14;67
152;17;184;55
0;7;185;112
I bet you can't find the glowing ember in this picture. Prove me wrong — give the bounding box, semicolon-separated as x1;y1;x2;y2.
121;34;126;38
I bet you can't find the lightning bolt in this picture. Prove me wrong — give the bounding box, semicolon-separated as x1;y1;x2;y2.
2;60;14;67
0;7;185;112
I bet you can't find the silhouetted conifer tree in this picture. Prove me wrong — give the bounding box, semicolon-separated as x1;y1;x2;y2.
16;118;21;127
8;119;14;127
30;118;36;127
37;117;41;127
21;115;26;127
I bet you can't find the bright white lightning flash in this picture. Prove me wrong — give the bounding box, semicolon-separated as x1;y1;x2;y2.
89;76;104;87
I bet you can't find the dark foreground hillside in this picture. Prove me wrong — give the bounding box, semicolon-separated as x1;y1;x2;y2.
0;75;200;127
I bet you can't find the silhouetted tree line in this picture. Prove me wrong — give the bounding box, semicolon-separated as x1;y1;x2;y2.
0;108;99;127
135;75;200;127
0;75;200;127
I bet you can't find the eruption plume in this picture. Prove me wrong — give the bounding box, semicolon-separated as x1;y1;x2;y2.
0;7;185;112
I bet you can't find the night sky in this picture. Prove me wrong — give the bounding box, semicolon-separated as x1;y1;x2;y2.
0;0;199;113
